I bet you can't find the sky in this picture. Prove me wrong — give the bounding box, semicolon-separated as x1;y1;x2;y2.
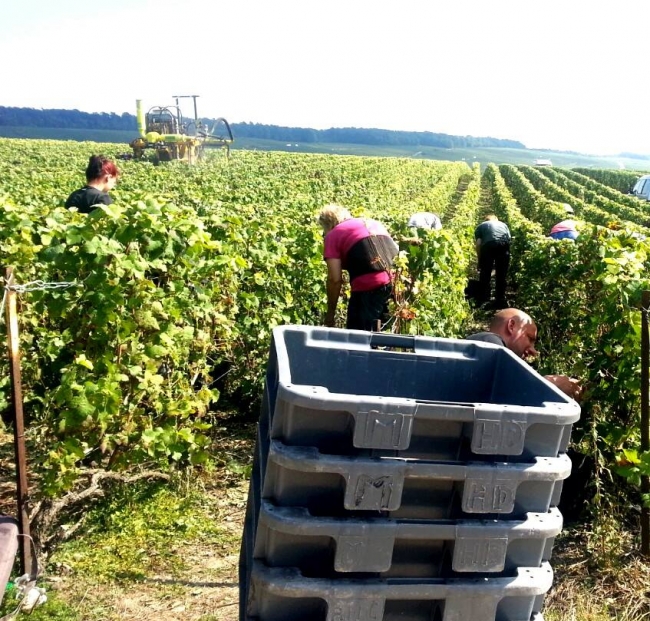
1;0;649;155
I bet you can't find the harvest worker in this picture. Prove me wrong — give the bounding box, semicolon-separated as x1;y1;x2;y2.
549;204;579;241
474;214;511;307
65;155;119;213
466;308;582;400
318;204;398;331
408;211;442;232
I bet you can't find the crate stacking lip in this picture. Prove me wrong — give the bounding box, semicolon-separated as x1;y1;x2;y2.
245;560;553;621
254;502;563;575
263;439;571;520
265;327;580;461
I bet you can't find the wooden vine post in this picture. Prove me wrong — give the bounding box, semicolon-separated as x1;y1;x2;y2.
641;290;650;556
4;267;32;575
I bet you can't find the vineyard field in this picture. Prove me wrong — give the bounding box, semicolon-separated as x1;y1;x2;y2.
1;137;650;619
1;136;649;505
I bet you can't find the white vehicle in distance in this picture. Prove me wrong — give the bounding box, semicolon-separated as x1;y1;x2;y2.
631;174;650;201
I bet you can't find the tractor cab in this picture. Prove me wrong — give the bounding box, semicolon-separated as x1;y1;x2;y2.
146;107;181;135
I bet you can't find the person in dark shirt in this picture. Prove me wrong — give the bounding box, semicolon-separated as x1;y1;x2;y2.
466;308;582;400
65;155;119;213
474;214;511;307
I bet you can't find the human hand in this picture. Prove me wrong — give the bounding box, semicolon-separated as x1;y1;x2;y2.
544;374;583;401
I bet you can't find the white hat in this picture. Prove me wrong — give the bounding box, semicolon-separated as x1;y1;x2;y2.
562;203;575;215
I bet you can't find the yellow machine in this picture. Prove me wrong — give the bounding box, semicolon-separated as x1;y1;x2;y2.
129;95;233;163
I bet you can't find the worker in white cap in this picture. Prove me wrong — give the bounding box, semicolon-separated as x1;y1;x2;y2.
408;212;442;233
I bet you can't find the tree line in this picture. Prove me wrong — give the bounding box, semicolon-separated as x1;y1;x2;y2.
0;107;133;131
0;106;526;149
230;122;526;149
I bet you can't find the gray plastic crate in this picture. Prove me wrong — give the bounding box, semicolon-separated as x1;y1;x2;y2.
262;440;571;519
0;517;18;605
263;327;580;460
254;502;562;576
244;561;553;621
240;456;262;621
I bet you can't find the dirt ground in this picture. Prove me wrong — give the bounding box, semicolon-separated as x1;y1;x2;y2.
0;420;252;621
51;480;247;621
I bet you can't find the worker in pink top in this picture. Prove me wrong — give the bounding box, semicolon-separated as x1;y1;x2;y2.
549;204;579;241
318;204;398;330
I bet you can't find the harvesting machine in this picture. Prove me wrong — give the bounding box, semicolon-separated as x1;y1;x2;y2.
129;95;233;163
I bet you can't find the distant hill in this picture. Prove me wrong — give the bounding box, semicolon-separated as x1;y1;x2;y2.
0;105;525;150
619;151;650;160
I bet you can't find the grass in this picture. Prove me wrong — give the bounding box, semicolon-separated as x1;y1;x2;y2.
0;594;79;620
5;504;648;621
52;481;226;582
0;471;248;619
0;411;254;620
545;525;650;621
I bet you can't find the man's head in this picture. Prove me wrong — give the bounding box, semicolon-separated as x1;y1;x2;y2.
485;214;498;221
489;308;538;358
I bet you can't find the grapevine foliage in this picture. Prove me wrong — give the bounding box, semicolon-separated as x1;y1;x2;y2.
485;163;650;514
1;138;649;520
0;141;479;494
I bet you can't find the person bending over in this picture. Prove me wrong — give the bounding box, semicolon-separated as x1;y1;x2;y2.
474;214;511;307
318;204;398;331
549;204;579;241
408;211;442;233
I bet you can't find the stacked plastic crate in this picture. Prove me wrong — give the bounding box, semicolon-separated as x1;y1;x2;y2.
239;326;580;621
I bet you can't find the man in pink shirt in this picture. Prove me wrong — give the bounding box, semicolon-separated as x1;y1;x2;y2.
318;204;398;330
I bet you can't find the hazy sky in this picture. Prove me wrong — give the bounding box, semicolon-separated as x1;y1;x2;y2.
2;0;649;155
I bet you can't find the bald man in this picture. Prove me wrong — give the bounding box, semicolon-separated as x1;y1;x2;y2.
466;308;582;400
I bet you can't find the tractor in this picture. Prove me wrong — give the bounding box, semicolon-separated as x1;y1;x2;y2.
129;95;233;163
